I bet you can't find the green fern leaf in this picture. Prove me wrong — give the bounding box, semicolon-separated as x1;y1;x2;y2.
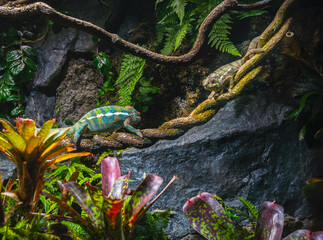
237;196;258;222
115;54;146;106
61;221;90;240
174;21;191;50
171;0;187;24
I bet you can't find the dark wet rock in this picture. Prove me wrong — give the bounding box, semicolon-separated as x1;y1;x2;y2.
54;58;104;125
0;153;16;180
33;27;77;89
32;0;107;89
120;90;323;238
24;91;56;125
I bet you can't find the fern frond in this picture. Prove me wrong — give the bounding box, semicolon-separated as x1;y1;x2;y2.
174;21;191;50
237;196;258;222
61;221;90;240
115;54;146;106
171;0;187;24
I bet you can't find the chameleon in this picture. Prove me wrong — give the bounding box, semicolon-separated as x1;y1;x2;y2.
202;36;264;99
53;105;143;142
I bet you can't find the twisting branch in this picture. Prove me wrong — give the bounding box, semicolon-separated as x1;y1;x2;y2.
236;0;273;10
0;0;272;64
73;0;296;152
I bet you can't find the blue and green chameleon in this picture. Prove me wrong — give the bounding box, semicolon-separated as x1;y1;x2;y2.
56;105;143;142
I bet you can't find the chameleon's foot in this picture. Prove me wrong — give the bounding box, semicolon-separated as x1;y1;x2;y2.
243;48;265;62
136;130;143;138
228;88;232;94
208;91;217;99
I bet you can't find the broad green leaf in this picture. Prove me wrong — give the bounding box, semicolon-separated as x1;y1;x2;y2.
37;119;55;142
9;59;25;76
41;191;93;231
254;201;284;240
6;50;22;62
21;45;36;56
124;173;163;228
43;152;92;170
0;84;11;101
21;118;36;141
282;230;323;240
1;122;26;153
39;144;75;163
63;182;105;231
24;135;41;158
3;72;15;86
39;128;70;154
10;106;23;117
183;192;239;240
101;156;121;197
24;57;36;71
6;94;19;102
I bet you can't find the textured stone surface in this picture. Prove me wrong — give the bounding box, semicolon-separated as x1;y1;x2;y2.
0;153;16;180
54;58;104;125
24;91;56;125
120;91;323;238
32;0;106;89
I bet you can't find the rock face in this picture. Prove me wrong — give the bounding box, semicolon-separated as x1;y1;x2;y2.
54;58;104;125
120;90;323;238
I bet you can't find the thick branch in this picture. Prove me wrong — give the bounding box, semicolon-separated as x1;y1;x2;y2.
0;0;272;64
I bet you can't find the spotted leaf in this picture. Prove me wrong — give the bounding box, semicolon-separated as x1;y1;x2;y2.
63;182;105;231
183;192;239;240
255;201;284;240
101;157;121;197
124;173;163;228
283;230;323;240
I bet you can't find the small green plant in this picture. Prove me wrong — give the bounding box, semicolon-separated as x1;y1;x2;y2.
132;208;172;240
286;68;323;141
0;118;91;214
42;156;177;239
183;192;323;240
93;51;115;107
0;27;37;117
115;54;146;107
135;77;160;112
154;0;269;56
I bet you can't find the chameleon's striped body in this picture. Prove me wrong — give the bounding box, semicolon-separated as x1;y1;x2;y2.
62;106;142;142
202;36;264;98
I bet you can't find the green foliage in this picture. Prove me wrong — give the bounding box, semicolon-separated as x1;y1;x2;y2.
45;158;100;188
135;77;160;112
93;52;114;107
42;157;175;240
61;221;91;240
115;54;146;106
0;118;91;216
132;208;171;240
0;27;37;117
235;196;258;226
155;0;268;56
286;67;323;141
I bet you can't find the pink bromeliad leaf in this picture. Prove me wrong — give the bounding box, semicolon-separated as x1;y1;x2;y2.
124;173;163;229
283;230;323;240
101;156;121;197
183;192;239;240
63;182;105;231
254;201;284;240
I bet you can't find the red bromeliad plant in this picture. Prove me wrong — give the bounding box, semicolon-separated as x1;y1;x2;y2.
183;192;323;240
0;118;91;213
42;156;177;239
